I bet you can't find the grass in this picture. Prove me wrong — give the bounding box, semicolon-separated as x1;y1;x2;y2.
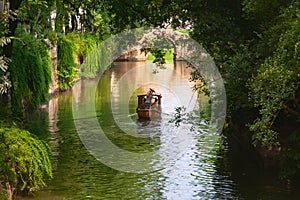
147;50;174;62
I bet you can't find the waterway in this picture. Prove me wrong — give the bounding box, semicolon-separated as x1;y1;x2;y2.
20;61;300;199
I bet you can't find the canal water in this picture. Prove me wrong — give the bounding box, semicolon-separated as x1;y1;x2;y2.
21;61;299;199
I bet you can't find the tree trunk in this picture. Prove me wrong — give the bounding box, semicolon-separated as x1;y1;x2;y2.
71;14;77;31
5;182;12;200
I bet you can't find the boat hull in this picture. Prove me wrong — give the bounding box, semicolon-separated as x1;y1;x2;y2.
136;93;162;119
137;107;161;119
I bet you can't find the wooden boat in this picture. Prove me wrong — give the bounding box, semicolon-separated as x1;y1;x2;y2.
136;93;162;119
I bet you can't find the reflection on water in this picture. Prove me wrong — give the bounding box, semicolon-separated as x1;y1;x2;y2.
19;61;299;200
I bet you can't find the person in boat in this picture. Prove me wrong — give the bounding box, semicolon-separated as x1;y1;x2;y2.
145;88;155;108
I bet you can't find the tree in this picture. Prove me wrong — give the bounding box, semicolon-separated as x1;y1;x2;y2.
249;2;300;148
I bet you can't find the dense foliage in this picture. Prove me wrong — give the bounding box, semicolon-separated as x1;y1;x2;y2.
66;32;100;64
66;32;102;76
0;126;52;199
249;3;300;147
57;33;77;90
57;32;102;88
0;37;11;95
10;27;52;111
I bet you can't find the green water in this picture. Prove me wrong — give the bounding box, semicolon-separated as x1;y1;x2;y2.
20;62;299;200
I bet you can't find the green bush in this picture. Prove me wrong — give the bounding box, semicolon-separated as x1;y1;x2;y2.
65;32;107;77
57;34;78;90
10;27;52;111
0;127;52;198
66;32;100;64
79;35;112;76
57;32;100;87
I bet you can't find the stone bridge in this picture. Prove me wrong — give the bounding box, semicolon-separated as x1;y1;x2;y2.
115;28;189;62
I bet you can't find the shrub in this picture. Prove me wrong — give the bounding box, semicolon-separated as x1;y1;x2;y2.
10;27;52;111
66;32;104;77
57;34;78;90
66;32;100;64
0;127;52;199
